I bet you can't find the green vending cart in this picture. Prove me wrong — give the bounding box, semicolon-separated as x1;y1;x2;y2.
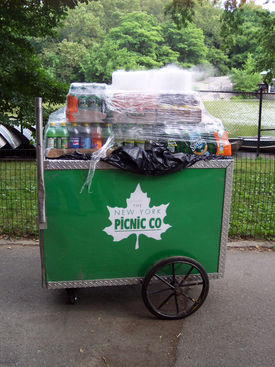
36;99;234;320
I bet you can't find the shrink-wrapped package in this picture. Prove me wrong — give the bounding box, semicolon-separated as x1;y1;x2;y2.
44;67;231;159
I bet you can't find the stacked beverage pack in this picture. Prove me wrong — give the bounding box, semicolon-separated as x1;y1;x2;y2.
44;66;231;158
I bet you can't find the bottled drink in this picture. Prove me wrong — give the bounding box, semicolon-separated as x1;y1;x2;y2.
56;123;69;149
66;84;79;123
78;92;88;110
124;124;135;148
69;123;80;149
45;122;57;149
214;131;231;156
165;124;178;153
135;124;146;149
113;124;124;149
206;132;217;155
102;123;112;145
80;123;91;149
91;123;102;149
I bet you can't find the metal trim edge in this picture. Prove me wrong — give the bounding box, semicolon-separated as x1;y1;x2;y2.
47;277;142;289
44;160;117;170
218;160;234;277
46;272;222;289
44;158;233;171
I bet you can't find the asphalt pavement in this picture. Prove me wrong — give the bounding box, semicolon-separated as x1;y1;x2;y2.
0;242;274;367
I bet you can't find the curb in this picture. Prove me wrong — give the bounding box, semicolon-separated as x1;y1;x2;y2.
0;238;274;249
227;240;274;249
0;239;39;247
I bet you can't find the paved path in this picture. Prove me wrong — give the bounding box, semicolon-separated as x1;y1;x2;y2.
0;245;274;367
175;248;275;367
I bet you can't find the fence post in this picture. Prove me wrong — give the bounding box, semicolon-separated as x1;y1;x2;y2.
35;97;47;227
256;87;263;157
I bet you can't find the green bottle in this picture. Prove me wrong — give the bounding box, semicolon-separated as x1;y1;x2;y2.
45;122;57;149
102;123;112;145
56;123;69;149
207;132;218;155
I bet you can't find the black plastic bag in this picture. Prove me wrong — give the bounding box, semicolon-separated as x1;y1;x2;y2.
50;151;92;160
102;146;225;176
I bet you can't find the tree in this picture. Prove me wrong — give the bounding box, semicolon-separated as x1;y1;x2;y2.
193;0;230;73
139;0;171;21
165;0;202;27
165;0;274;80
56;2;106;48
220;1;274;80
41;40;89;84
231;54;262;92
0;0;82;127
98;0;142;31
161;20;207;67
84;12;179;82
255;11;275;83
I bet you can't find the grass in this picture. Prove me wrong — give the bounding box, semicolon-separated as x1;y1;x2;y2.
229;157;275;240
0;157;274;240
204;99;275;138
0;160;37;237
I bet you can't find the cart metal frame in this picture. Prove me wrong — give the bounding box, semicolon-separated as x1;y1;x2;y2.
36;99;234;290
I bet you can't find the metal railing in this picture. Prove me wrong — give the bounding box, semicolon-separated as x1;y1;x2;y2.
0;151;37;237
0;90;274;240
199;90;275;240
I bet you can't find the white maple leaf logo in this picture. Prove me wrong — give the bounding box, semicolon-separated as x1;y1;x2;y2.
103;184;171;250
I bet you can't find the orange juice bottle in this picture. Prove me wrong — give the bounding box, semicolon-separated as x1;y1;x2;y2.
66;94;78;122
91;123;102;149
214;131;231;156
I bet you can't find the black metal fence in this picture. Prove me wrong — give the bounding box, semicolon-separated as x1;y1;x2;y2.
0;153;37;237
199;90;275;240
0;90;274;240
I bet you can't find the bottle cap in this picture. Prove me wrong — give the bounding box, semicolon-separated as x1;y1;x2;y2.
83;123;89;126
61;122;66;126
49;122;55;126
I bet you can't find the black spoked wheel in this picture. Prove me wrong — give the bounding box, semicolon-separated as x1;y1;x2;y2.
142;256;209;320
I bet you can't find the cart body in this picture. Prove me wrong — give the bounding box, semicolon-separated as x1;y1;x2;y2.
39;159;233;289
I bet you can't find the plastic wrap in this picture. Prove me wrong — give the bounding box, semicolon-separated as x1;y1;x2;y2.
45;68;231;159
44;67;231;192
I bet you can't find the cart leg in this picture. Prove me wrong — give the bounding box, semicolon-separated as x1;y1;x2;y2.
66;288;78;304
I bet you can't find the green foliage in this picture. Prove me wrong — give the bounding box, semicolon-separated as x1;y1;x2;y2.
0;0;81;128
57;2;106;48
2;158;274;240
231;54;262;92
165;0;199;28
41;40;89;84
206;47;230;75
229;158;275;240
255;11;275;83
2;0;274;124
83;12;178;82
162;21;207;65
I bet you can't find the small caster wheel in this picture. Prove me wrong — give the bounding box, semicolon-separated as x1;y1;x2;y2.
66;288;78;304
142;256;209;320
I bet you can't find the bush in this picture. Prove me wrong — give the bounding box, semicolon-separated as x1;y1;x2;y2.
231;54;262;92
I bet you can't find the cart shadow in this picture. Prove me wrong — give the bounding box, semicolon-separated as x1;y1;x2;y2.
55;284;152;319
